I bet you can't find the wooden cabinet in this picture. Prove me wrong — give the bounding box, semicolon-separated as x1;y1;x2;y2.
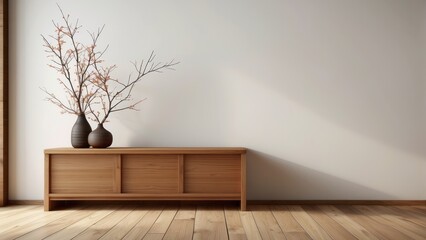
45;148;246;211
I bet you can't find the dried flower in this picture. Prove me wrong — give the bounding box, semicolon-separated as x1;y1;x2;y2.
42;5;179;123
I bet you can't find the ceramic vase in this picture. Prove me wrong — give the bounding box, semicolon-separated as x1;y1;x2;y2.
88;124;113;148
71;114;92;148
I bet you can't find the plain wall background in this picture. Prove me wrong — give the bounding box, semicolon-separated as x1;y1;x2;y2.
9;0;426;200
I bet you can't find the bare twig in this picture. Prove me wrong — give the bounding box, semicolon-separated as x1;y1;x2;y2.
41;6;103;115
90;52;179;124
42;6;179;123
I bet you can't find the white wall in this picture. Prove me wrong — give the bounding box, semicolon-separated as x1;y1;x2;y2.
9;0;426;200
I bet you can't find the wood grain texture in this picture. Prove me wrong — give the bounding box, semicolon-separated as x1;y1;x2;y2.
185;154;241;193
163;219;194;240
318;205;379;240
240;153;246;211
0;205;38;215
100;208;148;240
0;0;8;207
50;154;118;194
0;207;79;239
44;154;51;211
8;200;43;205
148;207;177;234
49;193;240;200
353;205;426;240
193;206;228;240
45;148;246;210
15;208;95;240
114;154;121;193
248;200;426;205
178;154;184;193
73;206;133;240
122;155;179;194
302;205;356;240
288;205;333;240
45;207;116;240
250;205;286;240
45;147;247;155
143;233;164;240
164;206;195;240
224;206;248;240
239;210;262;240
0;205;44;232
0;204;425;239
122;207;163;240
393;206;426;227
174;206;196;220
271;205;312;240
336;205;411;240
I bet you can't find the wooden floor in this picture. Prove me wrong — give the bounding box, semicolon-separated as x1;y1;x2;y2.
0;204;425;240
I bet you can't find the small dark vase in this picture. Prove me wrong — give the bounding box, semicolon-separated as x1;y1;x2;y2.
88;124;113;148
71;114;92;148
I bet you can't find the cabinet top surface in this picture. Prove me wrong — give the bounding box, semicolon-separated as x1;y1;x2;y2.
45;147;247;154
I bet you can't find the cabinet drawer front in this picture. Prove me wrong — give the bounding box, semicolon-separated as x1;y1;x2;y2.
122;155;179;193
50;154;117;194
185;154;241;193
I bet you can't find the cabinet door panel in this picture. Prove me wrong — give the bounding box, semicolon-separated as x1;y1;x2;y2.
50;154;117;193
184;155;241;193
122;155;179;193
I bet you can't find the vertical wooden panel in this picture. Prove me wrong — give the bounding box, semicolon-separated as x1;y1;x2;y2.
178;155;184;193
122;154;179;193
241;153;246;211
0;0;8;207
44;154;50;211
184;154;241;193
50;155;117;194
113;155;121;193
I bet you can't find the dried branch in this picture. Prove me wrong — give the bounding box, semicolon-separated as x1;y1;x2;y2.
89;52;179;124
41;5;101;115
42;5;179;123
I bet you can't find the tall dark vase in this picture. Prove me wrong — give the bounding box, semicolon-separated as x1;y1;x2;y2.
71;114;92;148
88;124;113;148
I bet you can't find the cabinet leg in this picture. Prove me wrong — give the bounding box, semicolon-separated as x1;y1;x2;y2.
44;199;51;211
241;200;246;211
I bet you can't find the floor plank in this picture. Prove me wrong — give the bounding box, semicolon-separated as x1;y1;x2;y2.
193;205;228;240
0;205;38;216
0;204;424;240
302;205;357;240
250;205;286;240
412;205;426;213
271;205;311;240
45;207;116;240
174;205;196;220
395;206;426;227
73;206;134;240
163;206;196;240
0;204;31;213
239;209;263;240
225;206;248;240
0;207;79;240
353;205;426;240
100;208;148;240
318;205;380;240
122;207;163;240
147;207;177;236
337;205;413;240
16;207;95;240
288;205;333;240
0;205;44;231
143;233;164;240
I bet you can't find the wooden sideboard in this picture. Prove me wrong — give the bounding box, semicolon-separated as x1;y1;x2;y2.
44;147;247;211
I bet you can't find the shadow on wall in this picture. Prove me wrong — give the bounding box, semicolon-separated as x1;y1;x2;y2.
247;150;392;200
